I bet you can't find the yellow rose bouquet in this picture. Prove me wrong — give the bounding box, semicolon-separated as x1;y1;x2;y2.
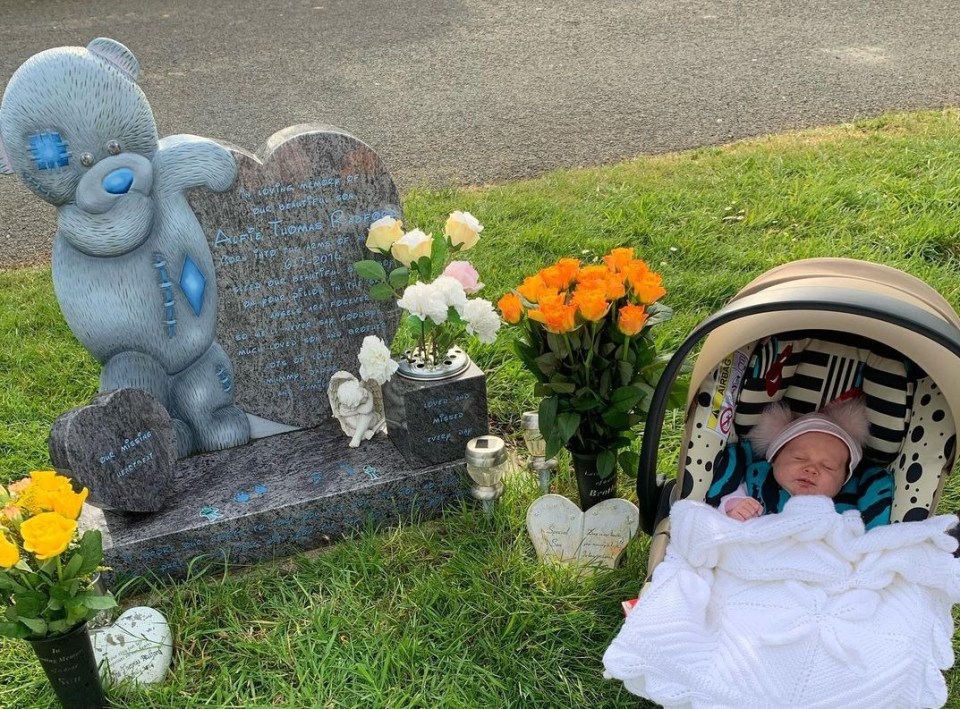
352;211;500;381
498;248;679;505
0;470;115;639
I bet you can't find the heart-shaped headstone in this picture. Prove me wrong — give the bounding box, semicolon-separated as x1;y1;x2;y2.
188;125;401;428
526;494;639;569
48;388;177;512
91;606;173;685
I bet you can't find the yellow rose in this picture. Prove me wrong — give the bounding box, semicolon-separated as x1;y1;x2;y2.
0;533;18;568
366;216;403;253
20;512;77;561
390;229;434;267
50;486;88;520
444;211;483;250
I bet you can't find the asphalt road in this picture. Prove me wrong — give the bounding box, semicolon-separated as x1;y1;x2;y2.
1;0;959;268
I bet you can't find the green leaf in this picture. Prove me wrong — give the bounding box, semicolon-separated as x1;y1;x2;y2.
601;410;630;430
597;450;616;479
18;616;46;635
388;266;410;289
75;593;117;610
539;396;560;457
610;386;645;413
619;450;640;476
431;234;448;274
534;352;559;376
547;381;576;394
618;360;634;387
645;302;673;327
555;412;581;447
0;621;29;640
368;283;395;301
13;591;45;618
667;373;692;410
353;260;388;282
77;531;103;576
415;255;433;281
61;552;83;581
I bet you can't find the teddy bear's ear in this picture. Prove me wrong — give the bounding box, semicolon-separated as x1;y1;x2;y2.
0;129;13;175
87;37;140;82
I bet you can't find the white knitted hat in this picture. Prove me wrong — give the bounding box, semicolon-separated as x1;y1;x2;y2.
747;397;871;482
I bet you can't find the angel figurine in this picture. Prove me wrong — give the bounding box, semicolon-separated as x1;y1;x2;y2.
327;371;386;447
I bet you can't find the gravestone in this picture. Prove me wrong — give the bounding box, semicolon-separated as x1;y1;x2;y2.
188;125;401;428
84;125;470;583
48;389;177;513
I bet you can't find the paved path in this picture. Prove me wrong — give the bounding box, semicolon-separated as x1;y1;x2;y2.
1;0;959;267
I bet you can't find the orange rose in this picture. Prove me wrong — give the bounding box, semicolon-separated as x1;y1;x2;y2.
528;298;578;334
575;265;609;285
618;304;649;336
517;274;549;304
497;292;523;324
604;273;626;301
603;247;635;272
633;272;667;304
572;286;610;322
540;258;581;291
621;259;651;291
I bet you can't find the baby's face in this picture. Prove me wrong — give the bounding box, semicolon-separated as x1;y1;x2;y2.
771;432;849;498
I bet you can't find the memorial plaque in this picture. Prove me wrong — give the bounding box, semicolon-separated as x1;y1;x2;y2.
526;495;639;570
188;125;401;428
91;606;173;685
48;389;177;513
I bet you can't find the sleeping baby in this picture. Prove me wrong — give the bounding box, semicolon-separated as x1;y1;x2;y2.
715;397;889;523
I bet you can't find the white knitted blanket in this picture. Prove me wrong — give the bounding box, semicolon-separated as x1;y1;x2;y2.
602;496;960;708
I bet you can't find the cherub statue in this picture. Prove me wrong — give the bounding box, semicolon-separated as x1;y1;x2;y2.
327;372;386;448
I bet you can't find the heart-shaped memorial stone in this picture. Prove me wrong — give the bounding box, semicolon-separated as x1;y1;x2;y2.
188;125;401;429
91;606;173;685
526;494;639;569
48;388;177;513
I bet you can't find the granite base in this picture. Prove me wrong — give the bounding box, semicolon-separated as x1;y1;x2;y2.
81;420;466;584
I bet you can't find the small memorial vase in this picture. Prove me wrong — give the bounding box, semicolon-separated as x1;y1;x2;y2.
569;450;618;511
28;622;107;709
382;346;489;468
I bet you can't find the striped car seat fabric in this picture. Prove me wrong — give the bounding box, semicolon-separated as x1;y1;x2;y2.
678;331;955;523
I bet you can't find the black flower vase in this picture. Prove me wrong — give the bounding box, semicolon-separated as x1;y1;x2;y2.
28;622;107;709
569;450;618;511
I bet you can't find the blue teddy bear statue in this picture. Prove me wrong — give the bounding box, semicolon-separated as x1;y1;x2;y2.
0;37;250;457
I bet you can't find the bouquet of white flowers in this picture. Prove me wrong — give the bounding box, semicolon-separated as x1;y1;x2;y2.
353;211;500;384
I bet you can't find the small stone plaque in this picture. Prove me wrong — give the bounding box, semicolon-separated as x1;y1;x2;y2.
381;362;489;468
526;494;639;569
48;389;177;513
91;606;173;685
188;125;401;428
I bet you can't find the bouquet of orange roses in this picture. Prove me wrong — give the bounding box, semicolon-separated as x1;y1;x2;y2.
498;248;675;494
0;470;114;640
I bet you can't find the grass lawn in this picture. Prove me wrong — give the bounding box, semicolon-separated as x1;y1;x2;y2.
3;109;960;707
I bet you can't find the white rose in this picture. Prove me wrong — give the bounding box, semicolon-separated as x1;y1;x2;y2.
357;336;398;385
397;282;449;324
391;228;434;267
431;275;468;315
366;216;403;253
444;211;483;250
462;298;501;344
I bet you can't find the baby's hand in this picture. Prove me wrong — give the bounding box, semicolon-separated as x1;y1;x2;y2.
726;497;762;521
